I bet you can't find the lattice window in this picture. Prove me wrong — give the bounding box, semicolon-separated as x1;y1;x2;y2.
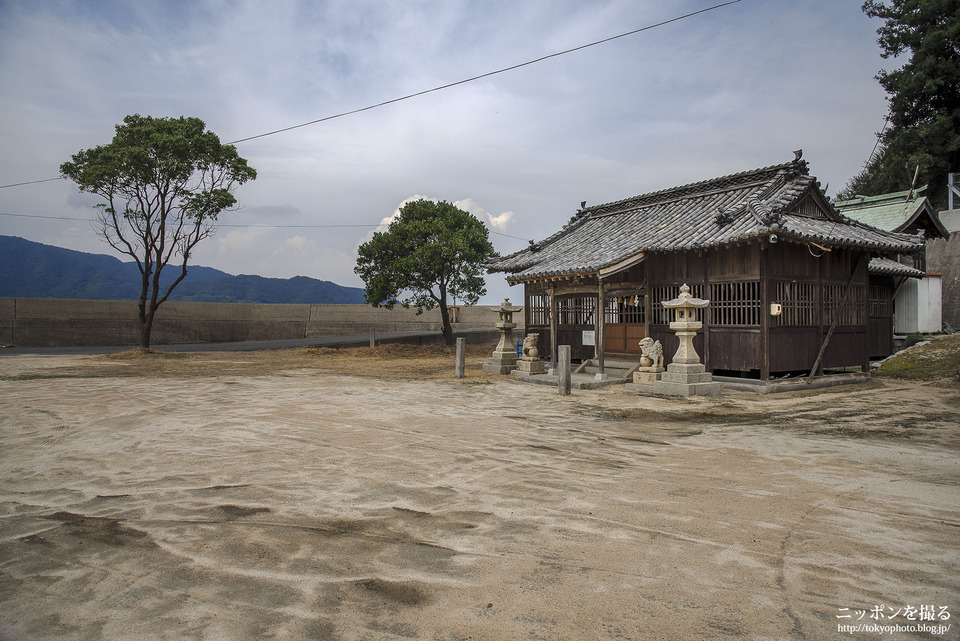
604;295;646;324
869;285;892;318
822;284;866;325
527;293;550;325
557;297;596;326
709;281;761;326
775;281;818;326
650;285;704;325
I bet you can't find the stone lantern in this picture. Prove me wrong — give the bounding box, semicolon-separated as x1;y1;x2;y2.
482;298;522;374
652;284;722;397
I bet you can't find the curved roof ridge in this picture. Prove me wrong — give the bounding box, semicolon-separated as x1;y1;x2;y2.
834;185;928;208
585;157;805;217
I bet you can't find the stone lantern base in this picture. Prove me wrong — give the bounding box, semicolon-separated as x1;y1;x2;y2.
483;324;517;374
651;362;722;397
483;351;517;375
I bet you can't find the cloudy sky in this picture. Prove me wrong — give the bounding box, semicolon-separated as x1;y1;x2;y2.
0;0;896;304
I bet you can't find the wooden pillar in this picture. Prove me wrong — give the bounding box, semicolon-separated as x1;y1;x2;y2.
760;241;771;380
596;280;606;376
701;250;710;371
815;248;824;376
549;285;558;370
860;255;871;372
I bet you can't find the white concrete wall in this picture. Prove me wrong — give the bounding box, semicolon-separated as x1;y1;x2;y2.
939;209;960;233
894;275;943;334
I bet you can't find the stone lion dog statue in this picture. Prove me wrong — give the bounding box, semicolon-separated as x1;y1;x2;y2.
521;333;540;360
639;337;664;370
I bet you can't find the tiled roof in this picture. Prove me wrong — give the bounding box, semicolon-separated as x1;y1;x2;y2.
868;257;925;278
490;156;926;282
834;187;949;239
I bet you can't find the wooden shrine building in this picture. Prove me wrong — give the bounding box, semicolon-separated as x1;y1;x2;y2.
488;154;926;381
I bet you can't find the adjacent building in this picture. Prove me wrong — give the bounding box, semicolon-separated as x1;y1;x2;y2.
835;187;948;336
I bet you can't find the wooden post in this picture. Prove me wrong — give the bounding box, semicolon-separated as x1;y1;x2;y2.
596;281;606;378
549;286;558;371
558;345;571;396
370;328;376;348
455;337;466;378
702;250;711;372
760;242;770;380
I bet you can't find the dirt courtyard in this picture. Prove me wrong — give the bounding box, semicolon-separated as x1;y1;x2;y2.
1;344;958;640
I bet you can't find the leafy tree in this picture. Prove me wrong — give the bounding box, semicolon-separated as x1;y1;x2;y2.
61;114;257;349
355;199;497;345
841;0;960;206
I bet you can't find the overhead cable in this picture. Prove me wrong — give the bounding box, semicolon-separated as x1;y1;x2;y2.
0;1;740;204
0;210;529;240
226;1;741;145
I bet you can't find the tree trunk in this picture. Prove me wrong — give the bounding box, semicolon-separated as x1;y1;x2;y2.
437;283;454;345
439;300;454;345
137;283;152;350
139;302;157;350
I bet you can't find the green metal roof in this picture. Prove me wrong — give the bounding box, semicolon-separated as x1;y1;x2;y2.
834;187;948;239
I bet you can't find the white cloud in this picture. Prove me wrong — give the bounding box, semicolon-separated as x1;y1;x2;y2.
0;0;901;303
358;194;511;247
453;197;514;232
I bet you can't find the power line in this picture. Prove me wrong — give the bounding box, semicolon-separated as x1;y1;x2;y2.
0;211;529;241
226;1;741;144
866;115;889;167
0;177;65;189
0;211;83;222
0;2;739;190
0;211;382;227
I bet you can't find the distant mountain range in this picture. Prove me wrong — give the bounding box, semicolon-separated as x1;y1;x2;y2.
0;236;367;304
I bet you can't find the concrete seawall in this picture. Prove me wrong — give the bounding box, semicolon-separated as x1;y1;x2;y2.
0;298;522;347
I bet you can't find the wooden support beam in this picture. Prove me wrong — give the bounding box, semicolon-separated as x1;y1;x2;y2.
808;252;866;379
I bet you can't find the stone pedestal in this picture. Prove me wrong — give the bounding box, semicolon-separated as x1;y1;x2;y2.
652;362;722;397
516;359;546;374
632;370;661;385
483;325;517;374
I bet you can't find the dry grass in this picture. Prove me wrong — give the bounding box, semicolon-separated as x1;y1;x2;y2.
7;334;959;389
874;333;960;386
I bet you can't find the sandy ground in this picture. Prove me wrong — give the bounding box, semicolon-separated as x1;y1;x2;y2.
0;345;958;641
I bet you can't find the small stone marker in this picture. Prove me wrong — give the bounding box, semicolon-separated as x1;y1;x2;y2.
455;337;466;378
369;328;376;348
558;345;571;396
